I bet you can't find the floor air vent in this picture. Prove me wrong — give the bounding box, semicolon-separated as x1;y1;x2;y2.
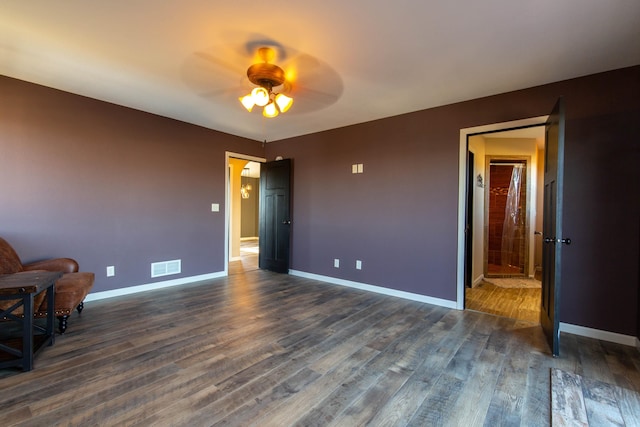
151;259;181;278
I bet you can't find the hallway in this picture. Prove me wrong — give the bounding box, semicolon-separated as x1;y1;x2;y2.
229;238;259;275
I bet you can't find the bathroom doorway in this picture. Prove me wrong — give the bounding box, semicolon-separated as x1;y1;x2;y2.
485;157;529;278
461;123;545;322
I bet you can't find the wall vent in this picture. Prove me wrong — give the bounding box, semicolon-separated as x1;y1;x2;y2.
151;259;181;278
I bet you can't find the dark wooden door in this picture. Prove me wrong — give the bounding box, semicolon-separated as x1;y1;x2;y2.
259;159;291;273
541;98;567;357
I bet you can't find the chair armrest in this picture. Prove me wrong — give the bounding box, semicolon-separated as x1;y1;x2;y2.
23;258;79;274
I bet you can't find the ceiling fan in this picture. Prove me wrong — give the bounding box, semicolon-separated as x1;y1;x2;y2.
182;38;343;116
238;47;293;118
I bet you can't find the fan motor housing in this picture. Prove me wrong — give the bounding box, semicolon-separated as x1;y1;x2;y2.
247;63;285;88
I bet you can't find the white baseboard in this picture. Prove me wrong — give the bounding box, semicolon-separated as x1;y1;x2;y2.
559;322;638;347
472;274;484;287
289;270;458;309
84;271;227;302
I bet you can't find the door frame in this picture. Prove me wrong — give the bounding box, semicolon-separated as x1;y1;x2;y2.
225;151;266;275
464;150;474;288
456;116;548;309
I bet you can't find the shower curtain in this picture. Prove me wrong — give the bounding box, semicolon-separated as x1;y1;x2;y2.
501;164;523;269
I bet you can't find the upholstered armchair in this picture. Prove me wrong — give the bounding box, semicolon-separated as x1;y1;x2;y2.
0;237;94;333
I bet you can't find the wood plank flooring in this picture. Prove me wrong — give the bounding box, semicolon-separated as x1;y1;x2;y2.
1;270;639;426
228;239;259;276
465;280;541;323
551;368;640;426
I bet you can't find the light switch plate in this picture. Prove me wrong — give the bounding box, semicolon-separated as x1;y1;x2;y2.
334;259;340;268
211;203;220;212
106;266;115;277
356;260;362;270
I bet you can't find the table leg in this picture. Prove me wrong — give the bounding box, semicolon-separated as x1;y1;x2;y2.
22;293;34;371
46;283;55;346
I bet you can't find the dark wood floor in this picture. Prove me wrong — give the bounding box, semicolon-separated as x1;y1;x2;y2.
1;269;639;426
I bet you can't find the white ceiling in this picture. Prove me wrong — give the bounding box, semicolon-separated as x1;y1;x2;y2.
2;1;639;142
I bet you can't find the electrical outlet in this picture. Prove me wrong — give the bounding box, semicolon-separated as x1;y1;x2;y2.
356;260;362;270
211;203;220;212
106;266;115;277
334;259;340;268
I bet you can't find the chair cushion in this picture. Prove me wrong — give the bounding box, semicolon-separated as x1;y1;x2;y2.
37;272;95;316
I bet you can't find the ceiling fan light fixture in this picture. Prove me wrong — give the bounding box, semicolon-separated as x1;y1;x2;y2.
239;47;293;118
275;93;293;113
263;101;279;118
251;87;270;107
239;94;255;112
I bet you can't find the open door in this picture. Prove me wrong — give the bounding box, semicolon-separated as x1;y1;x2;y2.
259;158;292;273
541;98;569;356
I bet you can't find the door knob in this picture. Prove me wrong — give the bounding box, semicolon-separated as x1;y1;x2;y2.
558;238;571;245
282;220;291;225
544;237;555;244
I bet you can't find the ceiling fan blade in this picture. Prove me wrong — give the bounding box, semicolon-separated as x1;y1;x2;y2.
285;87;341;114
200;85;247;98
183;35;344;114
292;86;339;102
192;51;245;75
275;52;343;114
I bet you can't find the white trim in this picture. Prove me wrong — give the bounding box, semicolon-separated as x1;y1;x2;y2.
84;271;226;302
225;151;266;276
289;270;457;309
559;322;638;348
472;274;484;287
457;116;549;310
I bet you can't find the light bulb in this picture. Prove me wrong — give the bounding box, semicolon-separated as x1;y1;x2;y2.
239;95;255;112
263;102;279;118
251;87;269;107
275;93;293;113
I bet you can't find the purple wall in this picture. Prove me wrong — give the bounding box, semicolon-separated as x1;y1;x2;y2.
0;76;263;293
1;66;638;337
267;66;640;336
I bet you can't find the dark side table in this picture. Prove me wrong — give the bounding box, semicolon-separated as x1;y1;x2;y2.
0;271;62;371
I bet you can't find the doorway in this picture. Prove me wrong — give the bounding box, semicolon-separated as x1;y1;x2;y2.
485;157;529;278
458;119;546;322
225;152;265;275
